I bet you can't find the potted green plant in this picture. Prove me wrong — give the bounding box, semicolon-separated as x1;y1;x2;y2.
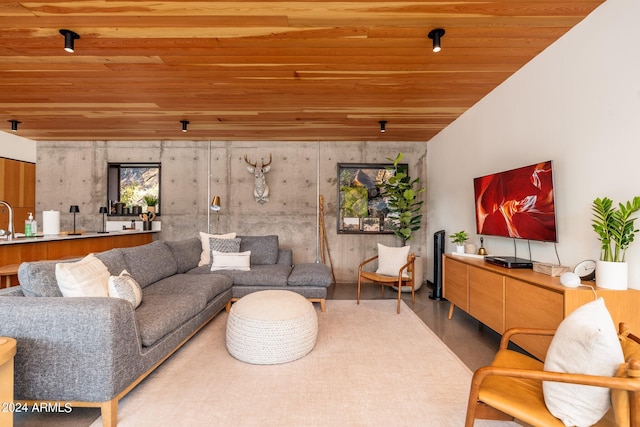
449;230;469;254
378;152;424;291
143;194;158;214
378;152;424;245
591;196;640;289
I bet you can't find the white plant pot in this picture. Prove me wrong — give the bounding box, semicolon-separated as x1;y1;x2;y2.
456;245;465;254
595;260;628;290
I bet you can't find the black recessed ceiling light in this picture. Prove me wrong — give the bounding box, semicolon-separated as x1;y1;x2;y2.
59;29;80;53
428;28;445;53
8;119;21;132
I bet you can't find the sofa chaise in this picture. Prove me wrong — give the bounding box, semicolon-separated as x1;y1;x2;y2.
0;235;331;426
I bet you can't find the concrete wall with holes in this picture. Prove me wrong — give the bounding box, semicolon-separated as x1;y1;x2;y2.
35;140;428;283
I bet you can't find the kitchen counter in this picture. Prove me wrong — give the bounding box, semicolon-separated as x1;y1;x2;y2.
0;230;158;266
0;229;157;246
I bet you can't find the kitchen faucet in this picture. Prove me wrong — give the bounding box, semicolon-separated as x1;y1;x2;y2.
0;200;15;240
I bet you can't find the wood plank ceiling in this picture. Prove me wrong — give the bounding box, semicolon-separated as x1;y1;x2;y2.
0;1;605;142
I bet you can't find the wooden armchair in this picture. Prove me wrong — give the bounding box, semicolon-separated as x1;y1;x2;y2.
357;253;415;314
465;323;640;427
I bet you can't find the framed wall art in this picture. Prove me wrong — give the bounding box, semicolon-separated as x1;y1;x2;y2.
337;162;408;234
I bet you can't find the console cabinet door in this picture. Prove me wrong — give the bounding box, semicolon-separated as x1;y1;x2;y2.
444;257;468;312
469;268;505;333
505;277;563;360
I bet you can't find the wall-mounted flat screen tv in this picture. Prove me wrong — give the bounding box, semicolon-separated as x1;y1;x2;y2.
473;160;557;242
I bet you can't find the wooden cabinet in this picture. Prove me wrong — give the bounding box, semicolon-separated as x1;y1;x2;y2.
469;268;504;334
0;232;156;288
0;232;155;266
443;256;468;313
504;277;564;358
444;255;640;360
0;158;35;234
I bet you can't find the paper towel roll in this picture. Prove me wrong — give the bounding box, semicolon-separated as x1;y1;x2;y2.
43;210;60;235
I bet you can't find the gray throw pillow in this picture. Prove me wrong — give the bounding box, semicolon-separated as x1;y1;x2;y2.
165;237;201;273
238;235;279;265
209;237;241;265
108;270;143;308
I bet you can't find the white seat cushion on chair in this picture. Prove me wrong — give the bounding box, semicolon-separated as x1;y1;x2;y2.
376;244;410;277
543;297;624;426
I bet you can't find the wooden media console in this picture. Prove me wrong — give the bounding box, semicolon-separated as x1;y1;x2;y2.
443;254;640;360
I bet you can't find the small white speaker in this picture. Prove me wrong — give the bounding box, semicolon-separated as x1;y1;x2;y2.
560;272;581;288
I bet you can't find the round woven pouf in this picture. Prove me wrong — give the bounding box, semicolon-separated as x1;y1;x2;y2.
226;290;318;365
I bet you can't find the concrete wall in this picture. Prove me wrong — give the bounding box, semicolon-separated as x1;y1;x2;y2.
36;140;427;283
426;0;640;288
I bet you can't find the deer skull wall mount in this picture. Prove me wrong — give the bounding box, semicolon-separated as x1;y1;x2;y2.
244;153;272;204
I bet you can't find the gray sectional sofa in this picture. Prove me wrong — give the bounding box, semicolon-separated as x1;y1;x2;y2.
0;235;331;426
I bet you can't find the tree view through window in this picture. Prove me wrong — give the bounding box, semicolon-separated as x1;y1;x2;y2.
107;163;161;215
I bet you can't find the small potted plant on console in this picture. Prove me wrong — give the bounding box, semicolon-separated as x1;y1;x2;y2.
143;194;158;214
592;196;640;289
450;230;469;254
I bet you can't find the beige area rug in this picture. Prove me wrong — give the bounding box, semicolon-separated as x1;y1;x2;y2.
91;300;520;427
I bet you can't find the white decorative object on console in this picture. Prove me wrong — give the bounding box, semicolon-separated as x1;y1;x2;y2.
559;272;580;288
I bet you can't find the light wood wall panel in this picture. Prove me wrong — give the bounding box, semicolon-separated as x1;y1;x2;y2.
0;158;35;234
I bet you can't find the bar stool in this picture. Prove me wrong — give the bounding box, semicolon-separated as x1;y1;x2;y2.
0;264;19;288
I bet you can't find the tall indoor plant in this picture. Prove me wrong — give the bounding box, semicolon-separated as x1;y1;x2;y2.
592;196;640;289
378;152;424;245
378;152;424;291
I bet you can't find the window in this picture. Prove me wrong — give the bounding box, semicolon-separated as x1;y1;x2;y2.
107;163;161;216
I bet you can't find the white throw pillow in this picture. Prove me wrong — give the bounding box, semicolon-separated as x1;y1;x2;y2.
376;244;410;277
108;270;143;309
198;231;236;266
210;250;251;271
55;254;110;297
543;298;624;426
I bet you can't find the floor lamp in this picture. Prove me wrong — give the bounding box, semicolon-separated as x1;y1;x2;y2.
210;196;221;233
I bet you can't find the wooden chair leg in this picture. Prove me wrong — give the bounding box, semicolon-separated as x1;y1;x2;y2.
357;275;361;305
101;399;118;427
397;279;402;314
411;281;415;305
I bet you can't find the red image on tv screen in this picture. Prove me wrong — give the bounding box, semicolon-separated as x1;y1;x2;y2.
474;161;557;242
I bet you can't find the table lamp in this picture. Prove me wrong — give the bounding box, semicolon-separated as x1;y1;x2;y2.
69;205;81;235
98;206;109;233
